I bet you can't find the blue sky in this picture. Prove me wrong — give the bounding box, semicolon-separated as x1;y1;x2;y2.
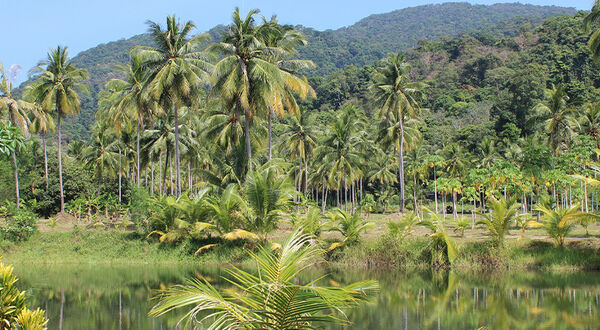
2;1;594;85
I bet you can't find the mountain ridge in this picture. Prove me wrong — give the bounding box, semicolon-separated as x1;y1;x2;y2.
22;2;578;140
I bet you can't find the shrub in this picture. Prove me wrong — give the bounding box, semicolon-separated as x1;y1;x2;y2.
0;261;48;329
1;203;38;242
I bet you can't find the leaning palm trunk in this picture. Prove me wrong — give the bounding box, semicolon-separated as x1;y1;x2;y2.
12;151;19;207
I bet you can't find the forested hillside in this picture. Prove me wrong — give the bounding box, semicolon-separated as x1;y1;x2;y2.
22;2;574;141
305;11;600;154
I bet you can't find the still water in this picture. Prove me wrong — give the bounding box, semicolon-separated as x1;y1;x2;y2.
13;263;600;329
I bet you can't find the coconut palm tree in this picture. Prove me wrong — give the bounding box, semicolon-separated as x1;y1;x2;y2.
27;46;89;212
258;17;315;159
103;56;159;188
0;63;39;207
82;124;120;194
281;108;317;197
243;162;294;242
371;54;426;212
530;84;578;156
535;203;600;246
132;15;212;196
210;8;296;170
149;229;378;329
579;102;600;148
0;121;26;206
477;196;521;247
28;108;55;189
316;105;365;211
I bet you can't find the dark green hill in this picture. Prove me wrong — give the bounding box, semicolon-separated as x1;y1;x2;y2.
23;2;576;141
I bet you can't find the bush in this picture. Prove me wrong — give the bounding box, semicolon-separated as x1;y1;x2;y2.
1;203;38;242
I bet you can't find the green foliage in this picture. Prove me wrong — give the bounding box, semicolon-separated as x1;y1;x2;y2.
0;203;38;242
0;261;48;330
420;208;459;267
477;197;521;247
327;208;374;246
535;203;600;246
149;229;379;329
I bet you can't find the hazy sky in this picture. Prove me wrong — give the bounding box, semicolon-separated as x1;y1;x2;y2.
2;0;594;85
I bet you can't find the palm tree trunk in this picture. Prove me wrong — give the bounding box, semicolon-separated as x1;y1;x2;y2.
159;152;163;196
321;177;326;213
398;120;405;213
58;112;65;212
169;153;174;196
238;58;253;170
304;158;309;198
43;132;49;189
434;167;438;213
12;151;19;207
453;190;458;219
413;173;418;215
173;104;182;196
118;149;122;203
151;162;155;196
268;110;272;161
188;162;193;193
137;120;141;188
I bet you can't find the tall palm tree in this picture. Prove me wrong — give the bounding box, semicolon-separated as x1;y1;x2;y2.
1;63;38;207
133;15;212;196
531;84;578;156
82;124;120;194
316;105;365;210
258;17;315;159
210;8;290;170
28;107;55;189
371;53;426;212
281;108;317;197
0;121;26;206
103;56;159;188
27;46;89;212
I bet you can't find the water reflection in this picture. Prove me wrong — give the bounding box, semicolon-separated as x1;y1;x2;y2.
12;264;600;329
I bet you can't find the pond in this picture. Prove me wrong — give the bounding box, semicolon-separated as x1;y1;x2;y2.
13;263;600;329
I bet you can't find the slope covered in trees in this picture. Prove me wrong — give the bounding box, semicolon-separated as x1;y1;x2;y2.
16;2;575;141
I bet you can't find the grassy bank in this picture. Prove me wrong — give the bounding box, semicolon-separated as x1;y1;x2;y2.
335;234;600;272
0;229;250;264
3;227;600;271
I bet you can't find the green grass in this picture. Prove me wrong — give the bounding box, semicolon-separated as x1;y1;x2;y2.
0;228;251;264
333;234;600;272
3;218;600;272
